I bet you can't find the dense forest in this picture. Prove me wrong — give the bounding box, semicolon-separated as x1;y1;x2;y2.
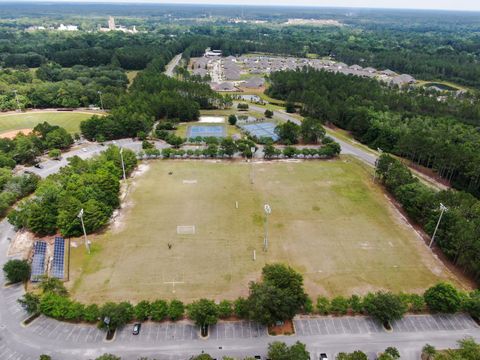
267;68;480;197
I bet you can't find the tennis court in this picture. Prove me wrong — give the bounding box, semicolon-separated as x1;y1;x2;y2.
240;122;279;141
187;125;226;138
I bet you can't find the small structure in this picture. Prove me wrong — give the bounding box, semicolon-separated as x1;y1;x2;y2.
243;77;265;88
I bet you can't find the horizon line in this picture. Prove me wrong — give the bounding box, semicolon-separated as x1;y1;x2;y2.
3;1;480;14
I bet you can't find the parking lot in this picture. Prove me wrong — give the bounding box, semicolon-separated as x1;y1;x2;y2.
116;321;198;342
294;313;478;337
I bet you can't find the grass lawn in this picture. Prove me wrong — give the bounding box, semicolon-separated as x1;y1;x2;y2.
68;159;462;304
0;111;94;135
126;71;139;87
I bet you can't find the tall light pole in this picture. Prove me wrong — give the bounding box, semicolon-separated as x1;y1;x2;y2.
429;203;448;248
119;147;126;181
97;90;104;111
13;89;21;111
373;147;383;182
263;204;272;252
78;209;90;254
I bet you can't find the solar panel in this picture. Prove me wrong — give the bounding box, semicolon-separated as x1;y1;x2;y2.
30;241;47;282
51;237;65;279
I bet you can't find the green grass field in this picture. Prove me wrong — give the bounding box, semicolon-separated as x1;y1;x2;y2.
69;159;462;304
0;111;94;135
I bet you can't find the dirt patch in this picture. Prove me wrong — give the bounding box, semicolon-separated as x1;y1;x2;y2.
7;230;35;258
268;319;294;335
0;128;32;139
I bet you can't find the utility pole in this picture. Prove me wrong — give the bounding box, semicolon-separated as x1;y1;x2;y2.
429;203;448;248
119;147;126;181
263;204;271;252
78;209;90;254
97;90;104;111
13;89;21;111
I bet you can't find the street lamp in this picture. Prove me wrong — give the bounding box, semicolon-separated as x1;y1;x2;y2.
373;148;383;182
119;147;126;181
429;203;448;248
264;204;272;252
97;90;104;111
77;209;91;254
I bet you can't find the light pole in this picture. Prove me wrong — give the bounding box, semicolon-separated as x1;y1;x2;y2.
263;204;272;252
429;203;448;248
78;209;90;254
373;147;383;182
97;90;104;111
13;89;21;111
119;147;126;181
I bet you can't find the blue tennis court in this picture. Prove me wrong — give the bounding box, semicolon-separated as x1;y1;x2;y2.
240;122;279;141
187;125;226;138
30;240;47;282
52;237;65;279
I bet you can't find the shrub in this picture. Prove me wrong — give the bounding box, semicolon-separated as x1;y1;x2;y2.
18;292;41;314
463;290;480;319
167;299;184;321
218;300;233;319
330;296;349;315
83;304;100;323
303;296;314;314
316;296;330;315
134;300;151;321
3;259;30;283
234;297;250;319
228;114;237;125
99;302;134;330
187;299;219;327
265;109;274;118
424;283;463;313
349;295;363;314
150;299;169;321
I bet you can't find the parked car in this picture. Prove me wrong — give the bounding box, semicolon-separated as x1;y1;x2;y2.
34;163;43;169
132;323;141;335
320;353;328;360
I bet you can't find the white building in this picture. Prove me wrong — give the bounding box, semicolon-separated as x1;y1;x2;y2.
57;24;78;31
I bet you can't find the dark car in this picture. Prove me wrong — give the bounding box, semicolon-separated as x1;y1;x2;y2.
320;354;328;360
132;323;141;335
34;163;43;169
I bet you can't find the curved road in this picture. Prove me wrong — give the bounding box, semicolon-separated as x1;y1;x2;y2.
1;125;478;359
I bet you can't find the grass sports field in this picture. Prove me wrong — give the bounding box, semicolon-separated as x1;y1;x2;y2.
69;158;462;303
0;111;94;136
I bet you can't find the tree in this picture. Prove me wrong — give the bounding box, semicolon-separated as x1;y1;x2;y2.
330;296;349;315
248;264;307;325
218;300;233;318
48;149;62;160
263;143;276;159
384;347;400;359
285;101;295;113
237;103;249;111
275;121;300;144
424;283;462;313
234;297;250;319
220;137;237;157
363;292;407;325
134;300;151;321
316;296;330;315
301;117;325;144
187;299;219;327
228;114;237;125
167;299;184;321
464;290;480;319
3;259;30;283
265;109;274;118
190;355;213;360
18;292;40;314
83;304;100;323
39;356;52;360
267;341;310;360
99;302;134;330
150;299;169;321
422;344;437;360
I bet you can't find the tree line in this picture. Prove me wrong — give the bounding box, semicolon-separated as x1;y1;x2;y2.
376;154;480;282
7;146;137;237
267;68;480;197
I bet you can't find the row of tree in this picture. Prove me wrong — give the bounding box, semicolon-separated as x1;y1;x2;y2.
376;154;480;282
7;146;137;237
11;263;479;334
267;68;480;197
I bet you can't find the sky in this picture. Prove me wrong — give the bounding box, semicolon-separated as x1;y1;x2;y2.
12;0;480;12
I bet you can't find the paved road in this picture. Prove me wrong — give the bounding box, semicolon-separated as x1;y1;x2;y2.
165;54;183;78
19;138;168;178
246;104;377;167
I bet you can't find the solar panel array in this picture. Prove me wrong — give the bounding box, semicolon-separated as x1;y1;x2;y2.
30;241;47;282
240;122;279;141
51;237;65;279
